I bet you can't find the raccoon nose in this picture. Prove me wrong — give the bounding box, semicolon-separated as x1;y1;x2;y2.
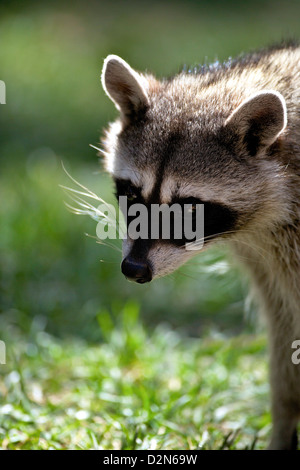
121;257;152;284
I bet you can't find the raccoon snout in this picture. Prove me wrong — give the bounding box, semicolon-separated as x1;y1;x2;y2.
121;256;152;284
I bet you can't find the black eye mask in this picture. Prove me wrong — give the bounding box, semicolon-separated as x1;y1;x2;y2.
114;178;142;203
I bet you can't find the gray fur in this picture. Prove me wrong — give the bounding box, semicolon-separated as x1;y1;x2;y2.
100;43;300;449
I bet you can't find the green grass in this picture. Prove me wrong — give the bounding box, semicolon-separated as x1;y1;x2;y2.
0;303;270;450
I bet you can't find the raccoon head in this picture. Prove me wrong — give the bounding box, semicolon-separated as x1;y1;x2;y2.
100;55;288;282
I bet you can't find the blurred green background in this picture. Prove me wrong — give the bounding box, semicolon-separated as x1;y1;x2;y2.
0;0;299;449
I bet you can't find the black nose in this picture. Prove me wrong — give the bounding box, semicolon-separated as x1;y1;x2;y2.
121;257;152;284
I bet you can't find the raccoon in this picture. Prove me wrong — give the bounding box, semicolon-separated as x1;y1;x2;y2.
100;42;300;450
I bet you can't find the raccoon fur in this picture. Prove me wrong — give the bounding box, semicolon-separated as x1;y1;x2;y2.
100;42;300;450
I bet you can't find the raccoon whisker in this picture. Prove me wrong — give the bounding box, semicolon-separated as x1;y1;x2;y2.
175;270;200;282
164;272;178;282
90;144;142;178
60;185;109;205
64;201;99;216
230;229;273;258
65;202;124;239
63;203;116;228
183;230;238;250
111;166;144;179
84;233;99;241
59;184;100;201
91;168;107;175
231;236;270;264
64;198;116;226
184;237;271;268
96;239;122;253
229;239;271;266
61;165;123;230
99;260;122;264
64;191;108;214
64;202;91;215
63;190;121;230
89;144;110;158
97;47;300;449
187;234;270;267
85;234;122;252
83;232;122;253
61;162;105;201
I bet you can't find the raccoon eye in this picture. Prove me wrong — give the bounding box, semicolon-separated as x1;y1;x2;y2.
125;187;138;202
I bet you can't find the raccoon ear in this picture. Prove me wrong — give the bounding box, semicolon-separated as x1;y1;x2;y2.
101;55;149;118
225;90;287;156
